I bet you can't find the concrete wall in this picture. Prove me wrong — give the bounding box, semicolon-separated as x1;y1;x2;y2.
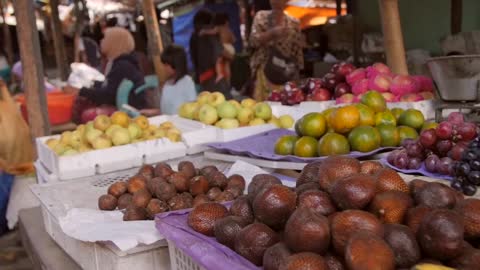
358;0;480;54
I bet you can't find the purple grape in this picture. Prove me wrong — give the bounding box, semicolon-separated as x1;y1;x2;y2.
451;180;463;192
394;152;409;169
436;140;453;156
462;183;477;196
425;154;440;173
407;157;422;170
387;150;399;165
456;162;471;177
406;142;424;158
420;129;437;149
401;138;416;148
436;157;454;175
468;171;480;185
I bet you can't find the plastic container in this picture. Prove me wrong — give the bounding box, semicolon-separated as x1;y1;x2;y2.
16;91;76;125
168;240;206;270
427;55;480;101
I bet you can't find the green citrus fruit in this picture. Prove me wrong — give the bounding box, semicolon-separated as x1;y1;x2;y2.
355;103;376;126
299;113;327;138
317;133;350;156
375;111;397;126
294;136;318;157
398;109;425;130
274;135;299;155
421;121;439;131
361;91;387;113
377;124;401;147
391;108;404;122
348;126;381;152
397;125;419;143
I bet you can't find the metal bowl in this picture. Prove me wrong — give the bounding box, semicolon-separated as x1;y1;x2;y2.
426;55;480;101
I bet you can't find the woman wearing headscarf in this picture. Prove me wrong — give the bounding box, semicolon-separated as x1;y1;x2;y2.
67;27;146;113
249;0;304;101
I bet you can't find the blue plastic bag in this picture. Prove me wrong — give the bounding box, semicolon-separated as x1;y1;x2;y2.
0;171;14;235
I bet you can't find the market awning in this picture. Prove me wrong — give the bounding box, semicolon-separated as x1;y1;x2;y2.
285;0;346;29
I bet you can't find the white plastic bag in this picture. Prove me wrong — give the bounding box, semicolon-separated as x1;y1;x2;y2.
67;62;105;89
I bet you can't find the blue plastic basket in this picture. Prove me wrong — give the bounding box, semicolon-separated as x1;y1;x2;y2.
0;172;14;235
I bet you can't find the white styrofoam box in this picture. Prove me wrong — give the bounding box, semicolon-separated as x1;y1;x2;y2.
34;161;58;184
298;100;336;113
32;155;232;270
204;150;307;170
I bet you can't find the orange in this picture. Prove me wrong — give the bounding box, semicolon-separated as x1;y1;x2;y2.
398;109;425;130
329;105;360;134
294;136;318;157
317;133;350;156
355;104;375;126
391;108;404;122
421;121;439;132
397;125;419;143
377;124;400;147
375;111;397;126
274;135;299;155
299;113;327;138
361;91;387;113
348;126;381;152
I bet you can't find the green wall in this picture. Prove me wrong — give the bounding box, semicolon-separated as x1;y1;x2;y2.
358;0;480;55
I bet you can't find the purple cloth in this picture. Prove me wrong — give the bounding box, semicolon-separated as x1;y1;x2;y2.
380;158;453;181
208;129;397;162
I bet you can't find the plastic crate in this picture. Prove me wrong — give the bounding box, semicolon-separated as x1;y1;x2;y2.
31;155;232;270
36;115;217;181
167;240;205;270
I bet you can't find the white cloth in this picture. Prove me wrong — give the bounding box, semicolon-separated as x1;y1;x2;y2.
6;176;40;229
160;75;197;115
67;62;105;89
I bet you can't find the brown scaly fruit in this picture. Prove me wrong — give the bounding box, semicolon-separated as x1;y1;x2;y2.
206;187;222;201
146;199;169;219
295;182;321;196
200;165;218;177
155;182;177;201
345;232;395;270
263;242;292;270
418;209;465;261
108;182;128;198
324;253;345;270
132;189;152;208
405;205;432;235
448;247;480;269
138;164;155;180
454;198;480;238
253;184;297;229
234;223;279;266
98;194;117;210
177;161;196;179
192;194;210;208
168;172;190;193
188;202;228;236
147;177;167;195
284;208;330;254
330;174;377;210
384;224;421;268
318;156;361;191
215;191;235;202
297;190;336;216
214;216;250;249
374;168;409;194
123;205;148;221
225;186;243;198
127;175;148;194
168;194;193;210
360;161;384;175
230;195;254;223
154;162;174;178
414;182;457;209
227;174;246;190
117;193;133;210
296;161;322;187
409;179;429;196
369;191;413;224
189;176;209;196
207;171;228;189
279;252;328;270
331;210;384;255
247;174;282;203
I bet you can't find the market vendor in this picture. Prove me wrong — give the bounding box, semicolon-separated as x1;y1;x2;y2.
65;27;146;112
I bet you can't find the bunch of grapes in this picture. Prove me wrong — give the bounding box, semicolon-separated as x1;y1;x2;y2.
451;137;480;196
387;112;478;177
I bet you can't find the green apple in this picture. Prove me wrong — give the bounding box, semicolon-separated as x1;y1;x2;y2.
60;131;73;146
268;117;282;128
215;118;240;129
216;101;238;119
128;123;143;140
94;115;111;131
105;124;122;138
45;138;60;150
85;121;95;132
198;104;218;125
85;128;103;145
111;128;131;146
78;144;92;153
228;100;242;110
208;92;226;107
237;107;255;125
197;91;211;105
69;131;83;149
279;115;295;129
178;102;199;119
92;135;112;149
249;118;266;126
166;131;181;142
254;102;272;120
153;128;166;138
53;143;68;155
241;98;256;108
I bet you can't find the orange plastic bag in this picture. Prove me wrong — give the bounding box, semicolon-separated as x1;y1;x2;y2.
0;82;35;175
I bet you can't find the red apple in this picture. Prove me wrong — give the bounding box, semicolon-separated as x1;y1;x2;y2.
284;82;296;92
336;63;356;77
268;91;282;102
323;72;344;90
334;83;352;98
310;88;332;101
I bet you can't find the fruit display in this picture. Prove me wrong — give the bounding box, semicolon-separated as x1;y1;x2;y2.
98;161;246;220
274;92;429;157
178;91;294;129
44;112;182;156
186;156;479;269
267;62;435;105
451;136;480;196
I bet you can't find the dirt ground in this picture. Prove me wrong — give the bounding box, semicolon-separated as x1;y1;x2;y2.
0;230;33;270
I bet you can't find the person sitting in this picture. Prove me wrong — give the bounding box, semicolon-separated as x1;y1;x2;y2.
66;27;146;115
213;12;236;84
140;45;196;116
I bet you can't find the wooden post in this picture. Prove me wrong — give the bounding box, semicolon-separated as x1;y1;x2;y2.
378;0;408;75
142;0;166;85
451;0;462;35
50;0;69;81
13;0;51;137
352;0;361;66
0;0;14;65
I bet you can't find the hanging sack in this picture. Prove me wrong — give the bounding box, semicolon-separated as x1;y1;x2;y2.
0;82;35;175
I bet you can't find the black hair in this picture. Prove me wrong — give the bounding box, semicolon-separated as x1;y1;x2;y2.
161;44;188;83
193;9;213;32
213;12;229;26
106;17;118;27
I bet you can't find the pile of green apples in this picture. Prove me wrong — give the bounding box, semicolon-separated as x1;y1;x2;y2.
45;112;182;156
178;91;294;129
